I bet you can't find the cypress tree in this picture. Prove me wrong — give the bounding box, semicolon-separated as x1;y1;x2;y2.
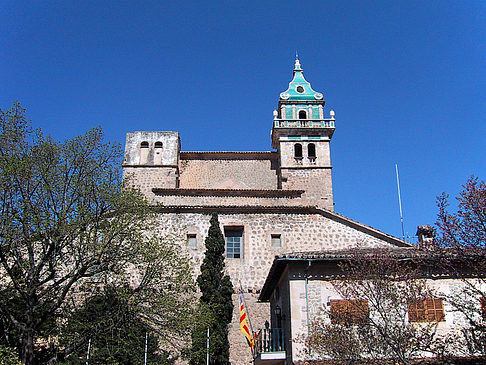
191;213;234;364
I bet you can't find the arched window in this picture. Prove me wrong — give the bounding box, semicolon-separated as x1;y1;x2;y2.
308;143;316;159
298;110;307;119
154;141;163;164
294;143;303;159
140;141;149;164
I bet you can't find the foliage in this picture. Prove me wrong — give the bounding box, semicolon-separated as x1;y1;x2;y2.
191;213;234;364
0;103;196;364
0;346;21;365
59;286;171;365
436;176;486;356
306;249;440;365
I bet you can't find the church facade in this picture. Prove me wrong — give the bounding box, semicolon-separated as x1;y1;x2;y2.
122;59;411;364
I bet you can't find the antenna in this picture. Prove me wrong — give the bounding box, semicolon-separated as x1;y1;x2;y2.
395;164;405;241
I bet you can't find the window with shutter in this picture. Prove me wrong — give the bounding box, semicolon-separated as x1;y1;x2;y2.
408;298;445;322
330;299;369;325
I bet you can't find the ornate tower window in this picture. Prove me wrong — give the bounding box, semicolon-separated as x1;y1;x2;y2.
308;143;316;163
298;110;307;119
294;143;303;162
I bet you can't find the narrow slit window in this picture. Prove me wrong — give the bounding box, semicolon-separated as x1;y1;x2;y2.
154;141;163;164
140;141;149;164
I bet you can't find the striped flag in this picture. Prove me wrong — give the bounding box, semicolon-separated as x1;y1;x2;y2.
239;293;254;348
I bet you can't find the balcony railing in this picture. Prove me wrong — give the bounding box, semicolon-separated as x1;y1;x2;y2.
254;328;285;359
273;119;335;128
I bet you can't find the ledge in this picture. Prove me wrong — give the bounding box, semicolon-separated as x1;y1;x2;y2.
152;188;305;197
180;151;278;160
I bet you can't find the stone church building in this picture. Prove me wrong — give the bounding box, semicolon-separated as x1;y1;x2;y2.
122;59;412;364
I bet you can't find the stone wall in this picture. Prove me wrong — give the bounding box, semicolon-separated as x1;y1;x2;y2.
123;166;178;196
179;156;278;190
281;168;334;211
153;210;402;364
123;131;179;166
151;191;305;207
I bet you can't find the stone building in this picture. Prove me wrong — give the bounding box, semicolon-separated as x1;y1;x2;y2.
122;58;412;364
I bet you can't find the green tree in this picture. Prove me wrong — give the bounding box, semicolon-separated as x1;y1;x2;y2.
0;103;196;364
0;346;21;365
191;213;234;364
59;286;172;365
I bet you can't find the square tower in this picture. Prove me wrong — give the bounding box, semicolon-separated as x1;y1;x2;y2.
272;58;336;211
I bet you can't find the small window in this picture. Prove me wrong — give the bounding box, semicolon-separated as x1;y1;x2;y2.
187;234;197;248
296;85;305;93
408;298;445;322
225;228;243;258
330;299;369;325
271;234;281;247
154;141;162;149
141;141;149;148
308;143;316;159
298;110;307;119
294;143;303;159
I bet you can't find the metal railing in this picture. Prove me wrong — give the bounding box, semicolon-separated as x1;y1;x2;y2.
253;328;285;358
273;119;335;128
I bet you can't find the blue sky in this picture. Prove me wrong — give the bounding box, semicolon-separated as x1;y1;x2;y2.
1;1;485;241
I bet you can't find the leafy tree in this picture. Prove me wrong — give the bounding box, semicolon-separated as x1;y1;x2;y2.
0;346;21;365
436;176;486;356
0;103;196;364
191;213;234;364
306;249;440;365
59;286;172;365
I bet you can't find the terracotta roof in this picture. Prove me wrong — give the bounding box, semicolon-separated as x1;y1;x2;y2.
277;248;420;260
259;247;422;301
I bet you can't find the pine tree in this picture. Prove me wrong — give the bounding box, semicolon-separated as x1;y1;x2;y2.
191;213;234;364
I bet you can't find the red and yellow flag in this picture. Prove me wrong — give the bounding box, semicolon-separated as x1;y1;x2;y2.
239;293;254;348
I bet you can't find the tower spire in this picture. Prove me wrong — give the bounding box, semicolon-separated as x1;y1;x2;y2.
294;55;302;74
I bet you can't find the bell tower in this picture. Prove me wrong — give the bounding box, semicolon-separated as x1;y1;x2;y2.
272;57;336;211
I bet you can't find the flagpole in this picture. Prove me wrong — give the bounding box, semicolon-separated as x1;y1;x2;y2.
206;327;210;365
144;332;148;365
85;338;91;365
239;283;255;335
